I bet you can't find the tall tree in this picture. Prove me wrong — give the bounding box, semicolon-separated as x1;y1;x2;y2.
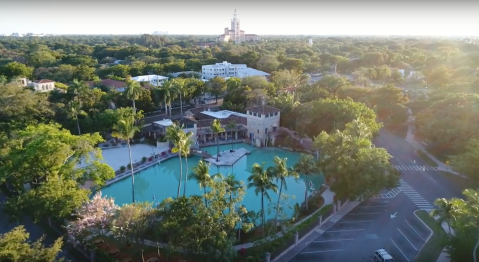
431;198;456;236
180;130;194;196
0;226;64;262
125;80;142;111
207;77;227;104
67;192;119;244
112;113;140;203
247;163;278;234
293;154;318;212
226;120;237;150
314;120;399;200
171;78;188;116
67;100;85;135
189;160;214;206
268;157;298;223
0;123;114;192
166;123;192;198
223;174;242;202
210;119;225;162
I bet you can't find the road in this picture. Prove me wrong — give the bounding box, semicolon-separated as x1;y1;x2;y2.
289;127;464;262
0;192;80;261
289;197;431;262
374;128;465;202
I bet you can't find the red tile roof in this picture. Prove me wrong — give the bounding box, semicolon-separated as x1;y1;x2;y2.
86;79;126;89
36;79;54;83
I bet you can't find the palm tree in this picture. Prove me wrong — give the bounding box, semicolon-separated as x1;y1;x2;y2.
171;79;187;116
180;131;194;197
125;80;142;111
226;120;237;151
247;163;278;234
161;81;173;117
211;119;225;162
112;114;139;203
165;123;190;198
67;100;85;135
188;160;214;206
223;174;242;202
67;79;86;100
431;198;456;237
452;189;479;262
294;154;319;212
268;157;298;223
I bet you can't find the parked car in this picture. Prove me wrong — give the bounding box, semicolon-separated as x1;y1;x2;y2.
373;249;395;262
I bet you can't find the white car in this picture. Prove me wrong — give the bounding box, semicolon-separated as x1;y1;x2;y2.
373;249;395;262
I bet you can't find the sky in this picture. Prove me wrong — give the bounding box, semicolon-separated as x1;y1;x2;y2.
0;0;478;36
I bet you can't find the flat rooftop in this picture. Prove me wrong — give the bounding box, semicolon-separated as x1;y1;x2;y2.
154;119;173;126
201;110;247;119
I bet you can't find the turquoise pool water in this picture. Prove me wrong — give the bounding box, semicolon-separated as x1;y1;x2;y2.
101;143;323;219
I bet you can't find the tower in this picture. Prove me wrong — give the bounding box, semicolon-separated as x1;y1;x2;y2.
309;38;313;47
231;9;241;44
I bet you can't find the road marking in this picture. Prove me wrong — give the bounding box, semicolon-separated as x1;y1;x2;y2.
301;249;343;254
390;238;410;262
347;213;381;215
327;229;365;233
405;220;425;240
339;220;373;223
313;239;354;243
398;228;417;250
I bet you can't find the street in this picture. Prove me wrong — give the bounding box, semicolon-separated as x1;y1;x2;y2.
374;128;465;202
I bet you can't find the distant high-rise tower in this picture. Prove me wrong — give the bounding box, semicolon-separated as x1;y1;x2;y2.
218;9;260;44
231;9;241;44
309;38;313;47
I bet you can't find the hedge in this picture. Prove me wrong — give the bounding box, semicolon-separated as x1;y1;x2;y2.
239;204;333;261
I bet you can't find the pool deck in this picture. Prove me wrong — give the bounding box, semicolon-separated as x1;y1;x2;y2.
205;148;249;166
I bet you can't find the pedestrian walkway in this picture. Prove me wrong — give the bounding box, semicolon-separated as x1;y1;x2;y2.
394;165;438;171
373;188;401;198
399;179;434;211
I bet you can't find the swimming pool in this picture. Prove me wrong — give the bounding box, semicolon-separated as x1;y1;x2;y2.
101;143;323;219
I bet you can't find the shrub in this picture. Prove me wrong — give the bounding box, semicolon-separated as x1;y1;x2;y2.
142;156;147;163
120;166;126;172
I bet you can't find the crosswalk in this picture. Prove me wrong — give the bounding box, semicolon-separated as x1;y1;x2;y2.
398;179;434;211
394;165;437;171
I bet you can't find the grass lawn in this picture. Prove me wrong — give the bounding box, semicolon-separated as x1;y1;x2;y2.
416;150;439;167
414;210;448;262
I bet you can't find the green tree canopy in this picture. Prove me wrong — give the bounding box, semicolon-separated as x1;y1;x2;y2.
0;226;64;262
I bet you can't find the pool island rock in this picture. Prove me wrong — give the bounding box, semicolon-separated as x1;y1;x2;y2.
204;148;250;166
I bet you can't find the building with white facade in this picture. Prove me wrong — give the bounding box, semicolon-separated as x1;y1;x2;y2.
245;105;280;147
217;10;260;44
131;75;169;87
201;61;269;80
30;79;55;92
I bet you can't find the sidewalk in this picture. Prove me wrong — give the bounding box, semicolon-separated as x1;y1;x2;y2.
272;200;362;262
404;109;467;179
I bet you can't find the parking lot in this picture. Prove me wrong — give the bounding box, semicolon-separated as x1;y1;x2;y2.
289;197;432;262
388;214;432;262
